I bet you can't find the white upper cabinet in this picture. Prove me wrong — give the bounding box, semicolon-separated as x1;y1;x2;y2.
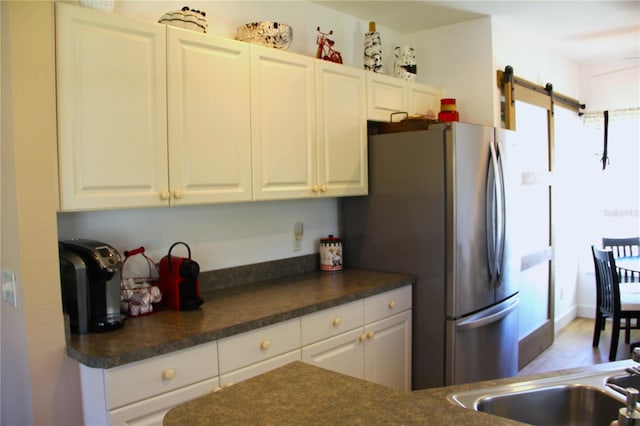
407;82;442;119
315;60;368;197
366;72;443;122
167;27;252;205
56;3;168;210
56;3;441;210
250;45;317;201
366;72;407;122
57;3;253;211
251;49;368;201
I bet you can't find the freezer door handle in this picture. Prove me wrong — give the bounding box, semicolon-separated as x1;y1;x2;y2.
456;297;519;332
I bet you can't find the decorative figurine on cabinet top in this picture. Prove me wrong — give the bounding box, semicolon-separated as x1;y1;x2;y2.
158;6;208;33
394;45;417;81
316;27;343;64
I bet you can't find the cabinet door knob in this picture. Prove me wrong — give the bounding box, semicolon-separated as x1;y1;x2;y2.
388;300;396;309
367;331;375;339
260;340;272;350
162;368;176;380
159;190;171;200
332;317;342;327
359;334;368;342
312;185;319;193
320;184;327;192
173;189;184;199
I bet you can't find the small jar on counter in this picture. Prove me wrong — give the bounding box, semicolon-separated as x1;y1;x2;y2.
438;98;459;122
320;235;343;272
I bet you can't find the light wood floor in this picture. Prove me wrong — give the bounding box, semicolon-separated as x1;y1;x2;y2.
518;317;640;376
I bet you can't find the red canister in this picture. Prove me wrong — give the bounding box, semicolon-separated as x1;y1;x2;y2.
320;235;343;271
438;98;459;122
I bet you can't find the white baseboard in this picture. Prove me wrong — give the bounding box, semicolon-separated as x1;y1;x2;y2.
555;306;578;332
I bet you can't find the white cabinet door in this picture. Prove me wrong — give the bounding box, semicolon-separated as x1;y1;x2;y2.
315;61;368;197
364;310;412;391
167;28;252;205
301;328;365;380
56;3;168;210
251;45;316;201
366;72;407;122
407;82;442;119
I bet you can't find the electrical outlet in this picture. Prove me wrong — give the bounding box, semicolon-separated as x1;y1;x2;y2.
2;269;17;308
293;222;303;252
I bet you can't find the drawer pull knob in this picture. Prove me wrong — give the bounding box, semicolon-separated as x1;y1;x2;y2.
359;334;367;342
388;300;395;309
162;368;176;380
260;340;272;350
332;317;342;327
367;331;375;339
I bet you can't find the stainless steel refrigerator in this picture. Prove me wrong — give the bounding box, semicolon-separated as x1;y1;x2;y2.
340;122;520;390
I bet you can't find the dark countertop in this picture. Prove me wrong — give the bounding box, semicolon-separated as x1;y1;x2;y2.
163;361;521;425
163;359;637;425
67;268;414;369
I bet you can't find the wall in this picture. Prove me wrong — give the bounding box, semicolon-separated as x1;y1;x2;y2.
1;2;84;425
0;4;33;423
409;17;495;127
113;0;408;73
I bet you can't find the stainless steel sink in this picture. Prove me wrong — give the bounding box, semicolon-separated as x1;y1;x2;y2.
474;383;620;425
448;361;639;426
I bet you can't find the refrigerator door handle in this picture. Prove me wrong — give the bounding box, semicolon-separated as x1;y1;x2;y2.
494;142;507;288
456;297;519;332
486;141;506;289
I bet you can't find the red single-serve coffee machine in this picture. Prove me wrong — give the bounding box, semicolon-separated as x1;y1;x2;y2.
157;242;204;310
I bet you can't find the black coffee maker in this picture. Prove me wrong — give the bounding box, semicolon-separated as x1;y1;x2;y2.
59;239;126;334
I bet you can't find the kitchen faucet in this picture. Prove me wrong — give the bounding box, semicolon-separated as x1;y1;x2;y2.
607;348;640;425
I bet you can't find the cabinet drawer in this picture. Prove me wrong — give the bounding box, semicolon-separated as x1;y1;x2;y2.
218;319;300;374
104;341;218;409
220;350;300;387
108;376;219;426
301;300;363;346
364;286;412;324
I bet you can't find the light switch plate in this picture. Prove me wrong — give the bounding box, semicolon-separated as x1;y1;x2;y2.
1;269;18;308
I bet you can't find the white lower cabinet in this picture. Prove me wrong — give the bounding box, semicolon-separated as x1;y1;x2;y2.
301;285;412;391
220;350;301;387
77;287;411;425
218;318;301;387
363;310;412;391
79;341;218;426
302;328;365;380
108;377;219;425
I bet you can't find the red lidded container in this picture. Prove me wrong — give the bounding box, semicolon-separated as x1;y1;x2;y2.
438;98;459;122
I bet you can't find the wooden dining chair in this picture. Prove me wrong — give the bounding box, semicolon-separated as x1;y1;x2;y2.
603;237;640;282
592;245;640;361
